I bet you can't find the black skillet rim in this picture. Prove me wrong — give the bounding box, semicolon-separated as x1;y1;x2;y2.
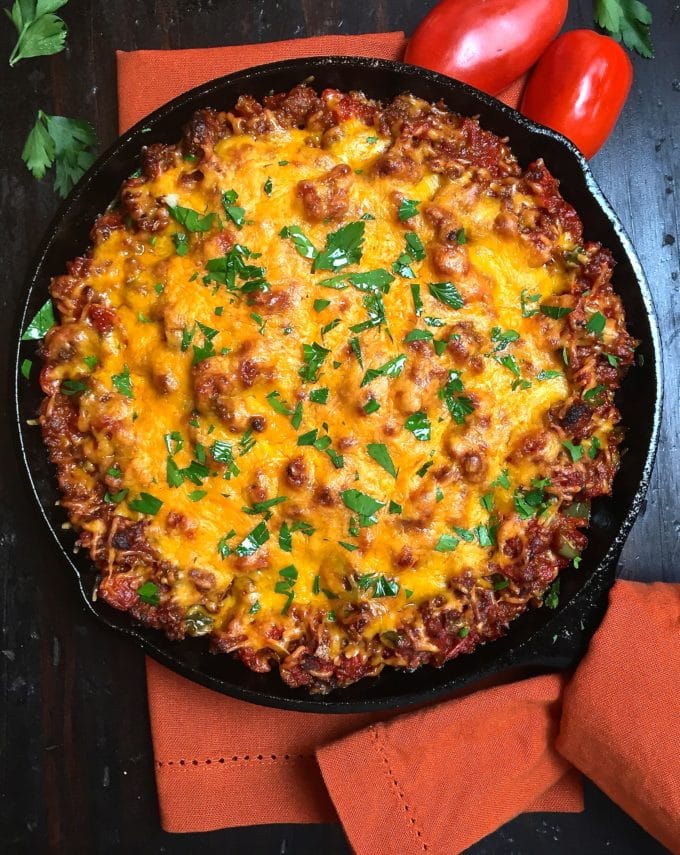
13;56;663;712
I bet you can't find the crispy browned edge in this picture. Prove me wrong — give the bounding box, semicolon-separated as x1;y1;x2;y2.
38;85;636;692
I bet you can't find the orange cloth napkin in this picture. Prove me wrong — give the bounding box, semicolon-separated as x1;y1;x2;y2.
116;34;678;854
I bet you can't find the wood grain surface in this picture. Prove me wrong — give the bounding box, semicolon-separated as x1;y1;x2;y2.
0;1;677;852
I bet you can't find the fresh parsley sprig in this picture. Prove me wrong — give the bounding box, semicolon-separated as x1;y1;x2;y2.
7;0;68;66
22;110;98;197
594;0;653;58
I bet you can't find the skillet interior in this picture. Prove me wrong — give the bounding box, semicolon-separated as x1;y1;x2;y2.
13;57;662;712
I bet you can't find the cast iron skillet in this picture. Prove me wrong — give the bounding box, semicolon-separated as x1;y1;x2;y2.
14;57;662;713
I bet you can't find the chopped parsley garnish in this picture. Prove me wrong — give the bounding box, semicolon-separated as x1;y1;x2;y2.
167;204;215;232
221;189;245;228
83;355;97;370
263;177;273;196
312;221;365;272
497;354;521;377
204;244;269;294
211;439;239;479
454;227;467;244
363;398;380;414
137;581;160;606
366;135;378;144
480;492;494;512
188;490;207;502
537;369;562;381
299;341;330;382
173;233;189;256
349;291;387;334
398;198;420;221
586;311;606;336
514;479;552;520
239;429;256;456
309;387;329;404
349;336;363;367
492;575;509;590
435;533;459;552
341;489;384;524
243;496;288;517
165;431;183;454
404;411;431;441
490;326;520;352
112;364;133;398
416;460;434;478
475;524;496;548
128;492;163;515
360;353;406;387
589;435;602;459
61;378;87;395
404;329;433;342
562;439;584;462
104;489;128;504
367;443;397;478
166;456;184;488
544;578;560;609
453;526;474;542
411;283;423;317
490;469;511;489
458;626;470;638
357;573;399;598
192;322;219;364
433;338;448;356
321;318;341;336
235;520;270;556
339;541;359;552
249;600;261;614
428;281;464;310
275;564;298;615
520;289;541;318
314;298;331;312
540;304;574;319
251;311;266;335
21;299;55;340
392;232;425;278
439;370;474;425
605;353;620;367
278;521;314;553
217;530;236;559
279;224;317;259
584;384;607;403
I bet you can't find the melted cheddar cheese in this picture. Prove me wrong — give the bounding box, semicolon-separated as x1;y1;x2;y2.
38;88;633;691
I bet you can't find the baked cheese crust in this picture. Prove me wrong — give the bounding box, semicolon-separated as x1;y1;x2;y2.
39;86;635;691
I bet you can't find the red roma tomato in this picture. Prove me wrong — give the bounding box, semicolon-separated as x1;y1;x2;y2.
404;0;568;95
520;30;633;158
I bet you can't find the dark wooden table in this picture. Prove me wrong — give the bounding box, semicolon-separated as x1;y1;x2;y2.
1;1;678;852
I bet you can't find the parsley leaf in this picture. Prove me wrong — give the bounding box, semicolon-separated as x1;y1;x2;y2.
439;370;474;425
128;492;163;515
21;298;55;340
299;341;330;382
537;369;562;381
168;204;215;232
8;0;68;67
404;411;431;441
20;358;32;379
360;353;406;387
310;387;329;404
520;288;541;318
221;189;245;228
263;177;273;196
312;221;365;272
594;0;653;58
585;311;606;336
111;364;133;399
411;283;423;317
435;533;459;552
341;489;384;521
562;439;584;462
137;581;160;606
22;111;98;197
544;578;560;609
540;304;574;319
428;281;464;309
398;198;420;221
367;443;397;478
235;520;270;556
